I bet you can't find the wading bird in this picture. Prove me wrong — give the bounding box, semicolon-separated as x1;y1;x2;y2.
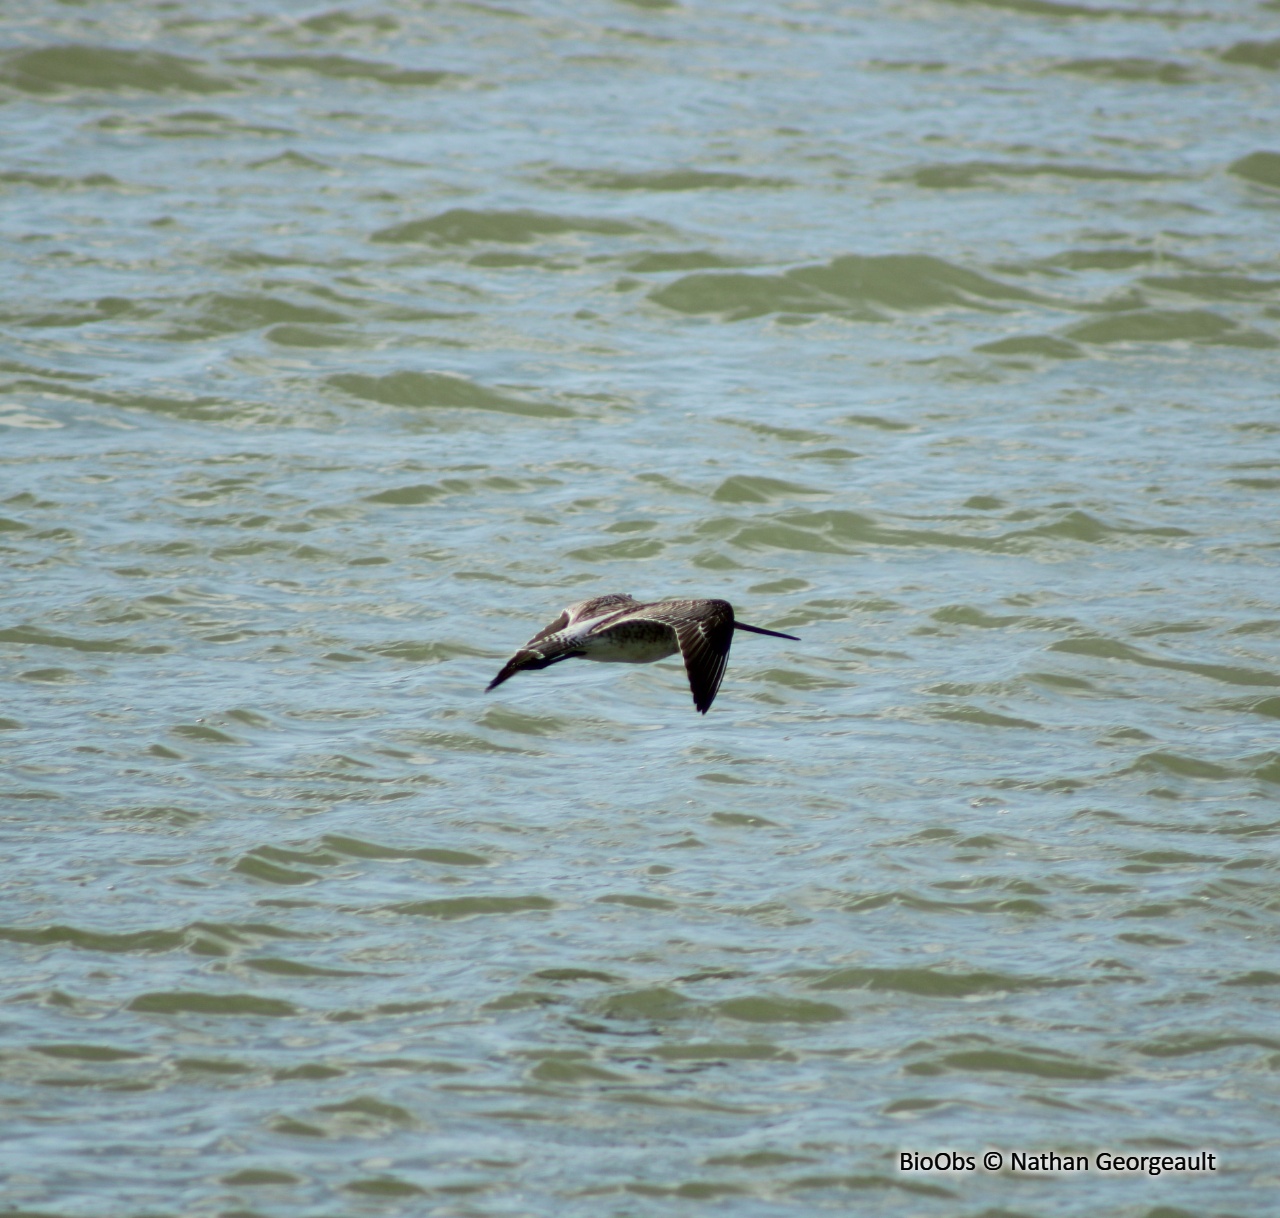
486;594;799;713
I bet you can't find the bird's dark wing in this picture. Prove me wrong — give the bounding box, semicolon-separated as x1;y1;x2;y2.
487;631;579;691
675;602;735;713
488;594;638;692
622;599;735;713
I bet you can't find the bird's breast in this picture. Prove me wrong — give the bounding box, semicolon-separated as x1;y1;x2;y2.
581;620;679;665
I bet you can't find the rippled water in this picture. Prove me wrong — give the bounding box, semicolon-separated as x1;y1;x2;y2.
3;1;1279;1215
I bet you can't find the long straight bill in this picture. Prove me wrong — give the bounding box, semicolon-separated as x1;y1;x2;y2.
734;622;800;641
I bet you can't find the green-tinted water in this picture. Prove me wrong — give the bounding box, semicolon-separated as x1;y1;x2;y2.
3;2;1278;1215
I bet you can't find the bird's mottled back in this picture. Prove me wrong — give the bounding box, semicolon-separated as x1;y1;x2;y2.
523;593;636;647
563;593;638;624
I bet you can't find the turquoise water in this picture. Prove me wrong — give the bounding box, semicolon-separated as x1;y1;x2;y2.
3;2;1279;1215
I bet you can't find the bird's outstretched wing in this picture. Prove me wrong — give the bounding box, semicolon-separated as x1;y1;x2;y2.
616;599;735;713
488;593;637;690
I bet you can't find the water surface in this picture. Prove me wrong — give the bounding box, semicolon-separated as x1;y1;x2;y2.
3;1;1279;1215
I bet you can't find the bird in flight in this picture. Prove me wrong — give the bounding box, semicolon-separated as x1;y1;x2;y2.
486;594;799;713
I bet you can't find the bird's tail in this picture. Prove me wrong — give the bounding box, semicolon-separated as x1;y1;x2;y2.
734;622;800;641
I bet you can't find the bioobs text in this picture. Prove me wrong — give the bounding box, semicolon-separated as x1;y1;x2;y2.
900;1152;975;1172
